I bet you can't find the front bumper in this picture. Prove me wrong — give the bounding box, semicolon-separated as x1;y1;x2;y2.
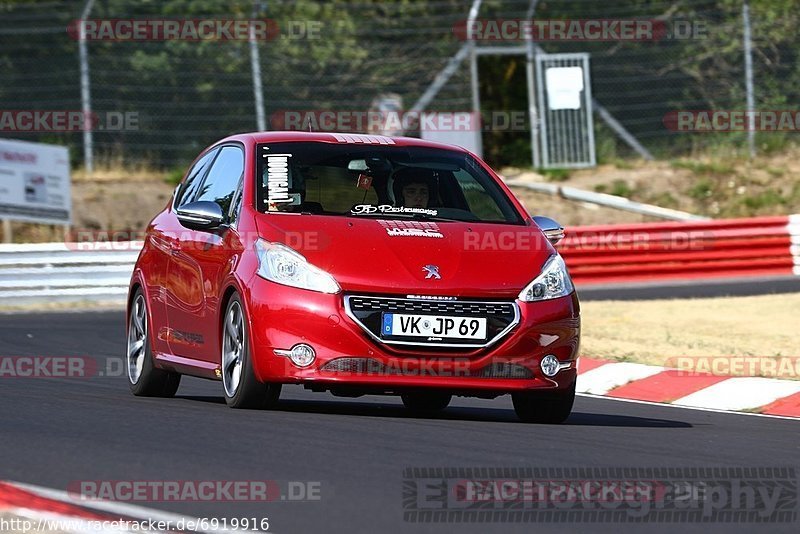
243;277;580;393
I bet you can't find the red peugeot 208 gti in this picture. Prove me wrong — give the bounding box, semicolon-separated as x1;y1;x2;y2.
126;132;580;423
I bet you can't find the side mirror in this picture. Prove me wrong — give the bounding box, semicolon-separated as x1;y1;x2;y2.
176;201;226;231
533;216;565;246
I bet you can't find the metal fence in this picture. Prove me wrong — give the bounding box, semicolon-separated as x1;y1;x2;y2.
1;0;796;170
535;52;595;168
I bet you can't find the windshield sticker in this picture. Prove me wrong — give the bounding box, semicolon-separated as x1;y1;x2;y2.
351;204;438;217
265;152;293;204
379;220;443;239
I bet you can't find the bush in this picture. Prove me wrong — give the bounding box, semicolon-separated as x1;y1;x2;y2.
687;178;714;201
541;168;571;182
609;179;634;198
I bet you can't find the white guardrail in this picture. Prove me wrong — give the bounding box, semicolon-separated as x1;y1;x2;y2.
504;180;710;222
0;242;142;305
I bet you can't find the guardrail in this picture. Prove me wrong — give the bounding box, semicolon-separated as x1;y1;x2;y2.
0;215;798;305
0;242;140;305
558;214;800;285
505;180;710;221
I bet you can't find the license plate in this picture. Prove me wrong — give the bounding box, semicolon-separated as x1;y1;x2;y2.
381;313;487;340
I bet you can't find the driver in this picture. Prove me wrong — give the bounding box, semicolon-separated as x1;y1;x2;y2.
392;168;439;209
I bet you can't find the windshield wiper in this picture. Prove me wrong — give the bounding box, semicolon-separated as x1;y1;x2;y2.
408;213;462;222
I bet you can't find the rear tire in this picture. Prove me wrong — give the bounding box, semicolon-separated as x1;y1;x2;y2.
222;293;282;409
127;289;181;397
512;381;575;424
401;391;452;413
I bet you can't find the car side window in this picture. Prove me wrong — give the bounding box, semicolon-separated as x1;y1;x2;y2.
177;148;218;208
194;145;245;219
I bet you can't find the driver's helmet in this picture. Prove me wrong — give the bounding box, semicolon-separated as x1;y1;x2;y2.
391;167;440;207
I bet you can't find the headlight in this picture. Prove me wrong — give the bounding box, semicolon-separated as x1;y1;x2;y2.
518;254;574;302
254;239;340;294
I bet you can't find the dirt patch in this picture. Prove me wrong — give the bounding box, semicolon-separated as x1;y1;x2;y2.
71;180;173;233
5;178;174;242
580;292;800;379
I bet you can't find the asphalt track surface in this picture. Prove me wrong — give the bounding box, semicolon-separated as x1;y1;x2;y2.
1;296;798;533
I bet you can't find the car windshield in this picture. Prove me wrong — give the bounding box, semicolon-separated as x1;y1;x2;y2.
256;142;524;224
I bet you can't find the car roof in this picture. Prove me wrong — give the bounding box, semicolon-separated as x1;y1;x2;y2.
218;131;471;153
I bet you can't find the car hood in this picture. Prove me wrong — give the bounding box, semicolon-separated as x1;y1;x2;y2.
255;214;554;298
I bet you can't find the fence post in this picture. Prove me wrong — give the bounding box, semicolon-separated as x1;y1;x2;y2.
250;0;267;131
79;0;96;175
467;0;483;156
743;0;756;158
525;0;541;168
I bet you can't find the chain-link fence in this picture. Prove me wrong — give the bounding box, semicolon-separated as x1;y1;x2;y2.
1;0;797;170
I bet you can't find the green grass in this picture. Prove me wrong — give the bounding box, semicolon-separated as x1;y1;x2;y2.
687;178;714;201
766;166;786;178
670;159;735;175
742;189;786;210
594;179;636;198
646;191;679;209
791;182;800;203
540;168;571;182
609;179;634;198
609;158;635;170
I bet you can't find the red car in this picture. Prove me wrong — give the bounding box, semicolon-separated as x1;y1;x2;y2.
126;132;580;423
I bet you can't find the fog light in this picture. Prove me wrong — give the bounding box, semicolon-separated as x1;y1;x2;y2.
540;354;560;377
289;344;316;367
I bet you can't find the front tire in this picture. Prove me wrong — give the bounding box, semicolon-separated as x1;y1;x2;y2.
127;289;181;397
401;391;452;414
512;381;575;424
222;293;281;409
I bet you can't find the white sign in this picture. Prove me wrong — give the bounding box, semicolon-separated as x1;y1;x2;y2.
545;67;584;110
0;138;71;224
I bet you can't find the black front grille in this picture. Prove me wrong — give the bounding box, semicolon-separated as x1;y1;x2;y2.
320;358;382;373
345;295;518;348
475;362;534;379
348;297;515;317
